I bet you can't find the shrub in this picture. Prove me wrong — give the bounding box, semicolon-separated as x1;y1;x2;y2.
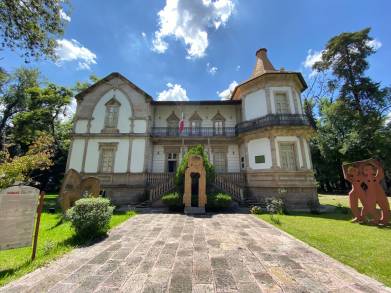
207;193;232;210
250;206;262;215
175;145;215;191
266;198;285;215
66;197;114;239
161;192;183;211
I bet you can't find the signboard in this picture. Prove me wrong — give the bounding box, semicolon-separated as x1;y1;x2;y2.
0;186;40;251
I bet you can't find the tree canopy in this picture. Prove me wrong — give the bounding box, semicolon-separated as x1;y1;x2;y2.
0;0;69;61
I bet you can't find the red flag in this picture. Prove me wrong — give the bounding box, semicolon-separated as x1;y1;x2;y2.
179;112;184;134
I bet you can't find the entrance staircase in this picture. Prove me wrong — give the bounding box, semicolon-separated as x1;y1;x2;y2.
134;173;175;209
213;173;245;203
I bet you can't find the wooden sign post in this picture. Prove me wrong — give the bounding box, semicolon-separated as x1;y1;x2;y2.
31;191;45;261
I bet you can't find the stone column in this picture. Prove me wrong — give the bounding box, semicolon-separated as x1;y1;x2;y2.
183;169;191;207
299;136;307;169
265;88;272;114
270;136;278;169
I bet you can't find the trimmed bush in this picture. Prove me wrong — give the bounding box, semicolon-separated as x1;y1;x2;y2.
161;192;183;211
265;198;285;215
66;197;114;239
250;206;262;215
175;145;215;191
207;192;232;210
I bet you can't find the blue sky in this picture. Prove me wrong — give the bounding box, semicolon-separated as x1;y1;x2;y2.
3;0;391;102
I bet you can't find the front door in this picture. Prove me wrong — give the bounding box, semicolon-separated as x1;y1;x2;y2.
167;153;177;173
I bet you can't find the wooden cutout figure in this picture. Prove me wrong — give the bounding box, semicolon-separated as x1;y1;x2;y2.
342;165;366;222
361;160;390;225
59;169;101;212
343;159;390;226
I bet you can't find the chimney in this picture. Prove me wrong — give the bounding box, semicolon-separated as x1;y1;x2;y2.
251;48;276;78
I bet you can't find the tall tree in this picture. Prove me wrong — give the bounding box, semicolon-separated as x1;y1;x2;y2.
0;0;69;61
308;28;391;191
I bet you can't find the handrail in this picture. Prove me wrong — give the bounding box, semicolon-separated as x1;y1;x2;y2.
151;127;236;137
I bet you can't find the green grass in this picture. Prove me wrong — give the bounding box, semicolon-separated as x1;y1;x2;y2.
0;194;136;287
257;194;391;287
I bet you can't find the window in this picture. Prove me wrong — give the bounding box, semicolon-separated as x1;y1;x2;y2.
104;98;121;129
279;143;297;170
275;93;290;114
241;156;245;169
190;120;201;135
99;146;117;173
255;155;265;164
214;152;226;173
166;111;179;136
214;120;224;135
167;152;177;173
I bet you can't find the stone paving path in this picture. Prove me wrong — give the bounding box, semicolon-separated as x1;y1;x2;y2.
1;213;390;293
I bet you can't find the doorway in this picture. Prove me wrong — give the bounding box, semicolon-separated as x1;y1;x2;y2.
167;153;177;173
191;172;200;207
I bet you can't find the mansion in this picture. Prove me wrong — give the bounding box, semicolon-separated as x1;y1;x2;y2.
67;48;317;209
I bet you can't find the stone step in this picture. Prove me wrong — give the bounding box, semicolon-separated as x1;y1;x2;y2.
184;207;206;214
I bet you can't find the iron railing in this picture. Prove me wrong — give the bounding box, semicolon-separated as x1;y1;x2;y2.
150;114;309;137
236;114;309;134
151;127;236;137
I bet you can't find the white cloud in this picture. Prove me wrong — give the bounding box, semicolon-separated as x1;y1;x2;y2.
59;9;71;22
206;62;218;75
141;32;147;38
236;65;240;71
217;80;238;100
303;49;323;77
367;39;382;50
157;83;189;101
55;39;97;70
152;0;234;59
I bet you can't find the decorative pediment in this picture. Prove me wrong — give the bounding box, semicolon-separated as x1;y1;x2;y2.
189;111;202;121
105;96;121;106
211;111;225;121
167;111;180;121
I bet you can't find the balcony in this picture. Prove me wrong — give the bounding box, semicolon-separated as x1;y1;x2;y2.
151;127;236;137
236;114;310;134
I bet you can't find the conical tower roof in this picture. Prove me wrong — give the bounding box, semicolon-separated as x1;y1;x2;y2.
251;48;276;77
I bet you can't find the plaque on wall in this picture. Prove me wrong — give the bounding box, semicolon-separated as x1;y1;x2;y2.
0;185;40;251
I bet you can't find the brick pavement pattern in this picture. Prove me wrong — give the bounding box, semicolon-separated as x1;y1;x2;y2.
1;213;390;292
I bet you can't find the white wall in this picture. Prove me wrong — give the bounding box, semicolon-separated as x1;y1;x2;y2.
90;89;133;133
130;139;146;172
133;119;147;133
153;105;238;127
68;139;85;171
75;120;88;133
152;145;165;173
84;138;130;173
275;136;303;168
247;138;272;170
227;144;240;172
243;89;267;120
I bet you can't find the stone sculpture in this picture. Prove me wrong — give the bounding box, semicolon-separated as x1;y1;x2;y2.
183;155;207;213
59;169;101;212
343;159;390;225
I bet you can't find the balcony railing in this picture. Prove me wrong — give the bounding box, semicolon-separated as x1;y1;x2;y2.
150;114;310;137
236;114;309;134
151;127;236;137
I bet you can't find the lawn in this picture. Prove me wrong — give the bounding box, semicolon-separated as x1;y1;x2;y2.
0;194;136;287
258;194;391;287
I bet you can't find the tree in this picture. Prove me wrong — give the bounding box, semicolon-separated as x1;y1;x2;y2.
0;133;54;189
0;0;69;61
11;83;72;148
0;68;40;149
306;28;391;191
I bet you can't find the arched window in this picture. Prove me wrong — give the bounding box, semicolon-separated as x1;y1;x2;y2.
104;97;121;130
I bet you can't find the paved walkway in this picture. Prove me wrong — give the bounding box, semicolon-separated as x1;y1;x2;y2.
1;213;390;293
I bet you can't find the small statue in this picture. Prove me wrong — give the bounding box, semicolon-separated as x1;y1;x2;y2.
342;165;366;222
343;159;390;226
